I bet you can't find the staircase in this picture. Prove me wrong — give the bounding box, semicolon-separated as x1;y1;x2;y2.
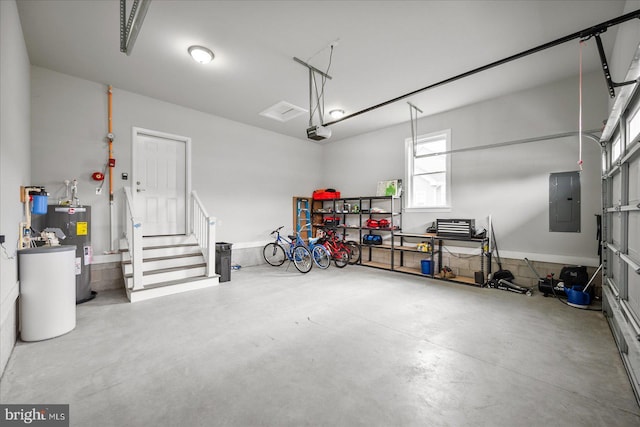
120;235;219;303
121;188;219;303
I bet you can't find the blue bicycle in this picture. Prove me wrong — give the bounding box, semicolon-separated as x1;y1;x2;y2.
306;235;331;269
299;223;331;269
263;226;313;273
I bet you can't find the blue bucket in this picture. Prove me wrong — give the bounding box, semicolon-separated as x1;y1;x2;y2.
421;260;433;275
566;285;591;307
31;195;48;215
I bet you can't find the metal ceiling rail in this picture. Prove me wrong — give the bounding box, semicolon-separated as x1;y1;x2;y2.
416;129;601;158
120;0;152;55
323;9;640;128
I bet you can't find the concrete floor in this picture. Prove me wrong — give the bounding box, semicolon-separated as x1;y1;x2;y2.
1;264;639;426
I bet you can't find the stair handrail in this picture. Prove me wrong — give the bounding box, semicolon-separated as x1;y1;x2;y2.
123;187;144;290
191;191;216;277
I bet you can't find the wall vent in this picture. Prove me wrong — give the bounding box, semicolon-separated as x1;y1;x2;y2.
259;101;307;122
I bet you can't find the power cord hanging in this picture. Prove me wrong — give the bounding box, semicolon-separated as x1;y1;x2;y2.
96;161;109;194
1;241;17;260
578;39;585;170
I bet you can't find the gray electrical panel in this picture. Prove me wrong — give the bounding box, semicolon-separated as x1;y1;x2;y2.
549;171;580;232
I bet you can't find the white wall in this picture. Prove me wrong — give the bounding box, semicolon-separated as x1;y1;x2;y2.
322;72;608;266
30;67;323;256
0;0;31;375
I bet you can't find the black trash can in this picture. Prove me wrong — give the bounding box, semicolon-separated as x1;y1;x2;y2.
215;242;232;282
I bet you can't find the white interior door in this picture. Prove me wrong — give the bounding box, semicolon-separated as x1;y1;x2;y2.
133;129;189;236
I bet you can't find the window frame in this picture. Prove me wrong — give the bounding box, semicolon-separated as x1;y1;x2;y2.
627;100;640;147
611;133;621;163
404;129;452;212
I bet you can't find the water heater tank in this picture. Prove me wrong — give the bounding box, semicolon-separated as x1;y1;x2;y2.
45;206;95;303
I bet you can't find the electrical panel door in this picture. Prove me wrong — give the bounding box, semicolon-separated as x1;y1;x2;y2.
549;171;581;232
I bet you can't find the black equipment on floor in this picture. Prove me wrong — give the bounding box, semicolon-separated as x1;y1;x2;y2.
559;265;589;288
559;265;593;300
487;225;532;296
494;279;533;296
488;225;514;284
524;257;566;298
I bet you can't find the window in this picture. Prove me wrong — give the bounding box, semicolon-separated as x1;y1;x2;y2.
628;103;640;144
611;135;621;163
405;129;451;210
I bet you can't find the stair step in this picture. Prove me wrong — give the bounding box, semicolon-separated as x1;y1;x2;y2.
125;264;207;287
138;275;215;290
120;234;212;297
143;243;199;250
122;252;202;265
126;275;220;303
120;243;199;253
139;234;197;247
122;253;204;275
122;245;202;260
124;263;206;278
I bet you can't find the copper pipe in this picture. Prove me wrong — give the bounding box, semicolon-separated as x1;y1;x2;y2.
107;85;115;252
108;85;114;201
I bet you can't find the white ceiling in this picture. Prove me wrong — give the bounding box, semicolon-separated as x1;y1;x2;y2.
16;0;630;142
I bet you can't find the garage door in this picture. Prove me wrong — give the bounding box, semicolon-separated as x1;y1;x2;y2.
601;77;640;405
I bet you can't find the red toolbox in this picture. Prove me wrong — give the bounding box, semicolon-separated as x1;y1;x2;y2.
313;189;341;200
323;217;340;227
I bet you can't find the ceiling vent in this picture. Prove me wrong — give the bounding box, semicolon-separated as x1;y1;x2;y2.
260;101;308;122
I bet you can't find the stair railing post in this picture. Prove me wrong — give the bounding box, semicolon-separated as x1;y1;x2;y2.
132;219;144;290
123;187;145;290
207;216;216;277
190;191;218;278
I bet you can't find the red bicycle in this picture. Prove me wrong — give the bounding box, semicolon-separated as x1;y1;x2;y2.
318;228;361;268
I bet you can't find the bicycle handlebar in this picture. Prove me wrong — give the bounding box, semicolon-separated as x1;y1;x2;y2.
270;226;284;236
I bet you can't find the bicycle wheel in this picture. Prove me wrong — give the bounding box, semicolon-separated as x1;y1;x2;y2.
263;243;286;266
333;249;349;268
345;240;361;265
292;245;313;273
312;245;331;269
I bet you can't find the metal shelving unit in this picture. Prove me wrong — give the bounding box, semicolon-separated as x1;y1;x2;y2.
312;195;400;239
312;195;489;286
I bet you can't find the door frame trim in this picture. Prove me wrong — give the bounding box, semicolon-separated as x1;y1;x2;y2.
131;127;192;236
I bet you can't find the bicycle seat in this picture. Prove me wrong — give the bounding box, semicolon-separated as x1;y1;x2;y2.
288;235;297;241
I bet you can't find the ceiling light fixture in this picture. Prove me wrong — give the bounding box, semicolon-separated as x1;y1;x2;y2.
329;109;345;119
188;45;214;64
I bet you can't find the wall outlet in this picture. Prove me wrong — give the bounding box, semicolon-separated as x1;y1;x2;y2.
96;187;102;195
